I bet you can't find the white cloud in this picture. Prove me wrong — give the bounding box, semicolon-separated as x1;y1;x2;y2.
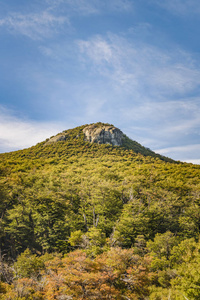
0;11;68;40
78;37;113;63
0;107;65;153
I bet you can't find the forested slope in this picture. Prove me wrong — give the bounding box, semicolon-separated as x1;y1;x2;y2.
0;123;200;299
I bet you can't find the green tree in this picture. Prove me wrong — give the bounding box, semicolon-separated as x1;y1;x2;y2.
14;248;45;279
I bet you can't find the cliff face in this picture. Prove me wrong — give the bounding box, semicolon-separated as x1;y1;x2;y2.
83;124;124;146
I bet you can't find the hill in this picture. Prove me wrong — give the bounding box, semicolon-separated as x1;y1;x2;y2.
0;122;200;299
1;122;174;162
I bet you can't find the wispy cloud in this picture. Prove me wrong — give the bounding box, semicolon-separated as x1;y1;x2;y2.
46;0;134;15
78;37;113;63
121;98;200;150
77;34;200;97
152;0;200;15
37;33;200;156
0;11;68;40
0;106;65;153
156;144;200;154
122;99;200;126
154;144;200;164
76;34;200;163
0;0;133;40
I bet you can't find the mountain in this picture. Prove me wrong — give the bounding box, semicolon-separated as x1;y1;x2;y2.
30;122;174;162
0;122;200;299
44;122;171;159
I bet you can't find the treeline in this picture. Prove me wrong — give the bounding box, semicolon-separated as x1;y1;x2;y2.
0;125;200;298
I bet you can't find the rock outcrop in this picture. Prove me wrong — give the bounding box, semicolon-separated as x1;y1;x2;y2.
45;133;67;145
43;122;174;162
45;123;124;146
83;124;124;146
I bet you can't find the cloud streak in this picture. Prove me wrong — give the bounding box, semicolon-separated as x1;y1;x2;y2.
0;1;199;164
76;34;200;163
0;0;133;40
35;33;200;161
77;34;200;98
121;98;200;153
154;144;200;163
0;11;68;40
46;0;134;15
152;0;200;15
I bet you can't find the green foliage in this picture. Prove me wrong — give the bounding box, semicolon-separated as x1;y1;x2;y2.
147;231;178;262
85;226;106;256
1;130;200;258
0;123;200;298
14;249;45;279
68;230;84;247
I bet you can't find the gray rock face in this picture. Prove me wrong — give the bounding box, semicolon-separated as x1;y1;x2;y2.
45;133;67;145
83;124;124;146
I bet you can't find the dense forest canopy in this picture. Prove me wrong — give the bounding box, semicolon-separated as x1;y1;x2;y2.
0;123;200;299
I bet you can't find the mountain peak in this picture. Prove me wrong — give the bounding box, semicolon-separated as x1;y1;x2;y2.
45;122;123;147
83;123;123;146
44;122;174;162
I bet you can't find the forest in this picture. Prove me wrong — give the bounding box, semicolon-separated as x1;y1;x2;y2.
0;123;200;299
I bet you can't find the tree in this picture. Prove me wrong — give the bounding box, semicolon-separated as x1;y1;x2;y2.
14;248;45;279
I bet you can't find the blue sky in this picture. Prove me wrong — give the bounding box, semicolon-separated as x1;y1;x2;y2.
0;0;200;163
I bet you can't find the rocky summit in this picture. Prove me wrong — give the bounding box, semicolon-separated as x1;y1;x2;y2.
43;122;174;162
83;124;123;146
45;122;124;147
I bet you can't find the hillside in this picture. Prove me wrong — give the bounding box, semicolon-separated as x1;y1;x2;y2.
0;122;200;299
43;122;172;161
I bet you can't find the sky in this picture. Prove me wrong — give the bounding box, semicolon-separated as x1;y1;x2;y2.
0;0;200;164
